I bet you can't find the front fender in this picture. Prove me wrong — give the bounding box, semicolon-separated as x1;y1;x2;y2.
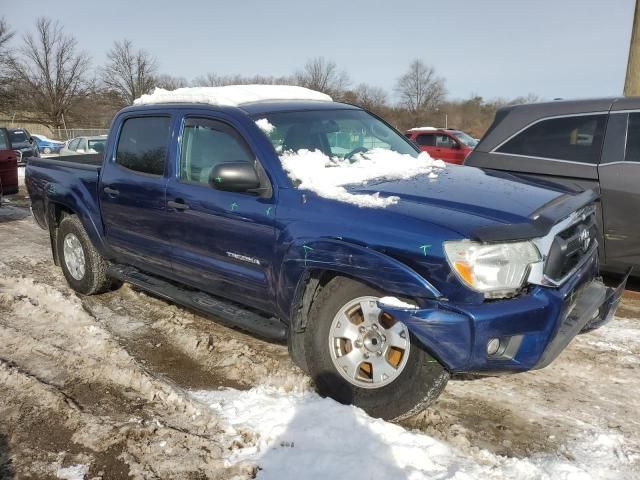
277;238;442;324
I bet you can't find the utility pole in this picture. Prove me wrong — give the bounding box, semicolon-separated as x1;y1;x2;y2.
624;0;640;96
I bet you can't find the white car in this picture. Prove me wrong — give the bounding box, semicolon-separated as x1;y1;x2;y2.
59;136;107;156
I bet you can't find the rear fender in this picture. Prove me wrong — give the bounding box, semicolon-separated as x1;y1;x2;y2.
279;238;442;328
45;193;109;260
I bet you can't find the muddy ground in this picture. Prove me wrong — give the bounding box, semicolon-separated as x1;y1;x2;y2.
0;190;639;479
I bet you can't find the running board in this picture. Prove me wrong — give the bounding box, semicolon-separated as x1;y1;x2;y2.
107;265;287;341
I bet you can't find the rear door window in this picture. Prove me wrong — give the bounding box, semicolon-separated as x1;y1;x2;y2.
497;114;607;164
416;134;435;146
625;112;640;163
116;117;171;176
0;131;8;150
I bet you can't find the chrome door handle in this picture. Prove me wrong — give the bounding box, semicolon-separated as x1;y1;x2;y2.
103;186;119;196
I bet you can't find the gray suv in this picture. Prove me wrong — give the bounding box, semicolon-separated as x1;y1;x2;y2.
465;97;640;276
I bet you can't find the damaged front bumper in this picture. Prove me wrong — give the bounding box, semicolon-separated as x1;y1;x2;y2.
379;253;629;374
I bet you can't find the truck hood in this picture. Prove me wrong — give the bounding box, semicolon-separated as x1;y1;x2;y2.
348;165;576;240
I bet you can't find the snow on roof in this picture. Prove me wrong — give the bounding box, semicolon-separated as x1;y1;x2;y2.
408;126;439;131
133;85;333;107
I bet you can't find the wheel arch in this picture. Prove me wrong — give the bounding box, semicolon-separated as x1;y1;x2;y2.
279;238;442;331
46;200;108;266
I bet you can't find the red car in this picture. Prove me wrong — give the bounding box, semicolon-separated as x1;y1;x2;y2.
405;127;478;164
0;128;19;199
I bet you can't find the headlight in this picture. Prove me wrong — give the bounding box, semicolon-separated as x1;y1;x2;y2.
443;240;541;298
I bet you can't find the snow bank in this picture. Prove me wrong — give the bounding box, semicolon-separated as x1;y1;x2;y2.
280;149;445;208
193;385;637;480
134;85;332;107
55;464;87;480
379;296;419;309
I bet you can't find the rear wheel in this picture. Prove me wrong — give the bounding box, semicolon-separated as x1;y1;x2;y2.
304;276;449;420
57;215;119;295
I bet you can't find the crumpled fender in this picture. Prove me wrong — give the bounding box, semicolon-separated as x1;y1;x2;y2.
277;238;442;324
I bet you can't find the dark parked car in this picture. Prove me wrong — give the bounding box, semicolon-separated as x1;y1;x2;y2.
465;97;640;276
6;128;39;163
0;128;19;199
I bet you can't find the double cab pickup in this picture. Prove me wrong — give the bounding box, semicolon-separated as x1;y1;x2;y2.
26;86;626;419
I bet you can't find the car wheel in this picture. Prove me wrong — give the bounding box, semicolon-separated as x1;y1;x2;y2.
43;147;51;154
304;276;449;420
57;215;120;295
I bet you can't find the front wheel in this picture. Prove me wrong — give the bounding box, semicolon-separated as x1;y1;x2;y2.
304;277;449;420
43;147;51;154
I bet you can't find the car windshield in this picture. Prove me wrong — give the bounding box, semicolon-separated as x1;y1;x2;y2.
9;130;28;144
88;139;106;152
450;130;478;148
252;109;445;208
253;109;418;159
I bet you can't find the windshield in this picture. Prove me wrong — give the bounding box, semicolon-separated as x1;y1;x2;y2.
450;130;478;148
254;109;418;159
9;130;28;144
88;139;106;153
253;109;445;209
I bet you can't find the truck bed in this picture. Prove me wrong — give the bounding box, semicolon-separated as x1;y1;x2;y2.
31;154;103;169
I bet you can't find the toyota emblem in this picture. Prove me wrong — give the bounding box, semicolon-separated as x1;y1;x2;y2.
578;227;591;253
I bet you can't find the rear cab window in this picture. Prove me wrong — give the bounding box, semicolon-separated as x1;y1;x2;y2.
497;114;607;164
116;117;171;176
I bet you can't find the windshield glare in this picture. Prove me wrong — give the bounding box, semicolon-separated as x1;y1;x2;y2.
451;130;478;147
254;109;418;159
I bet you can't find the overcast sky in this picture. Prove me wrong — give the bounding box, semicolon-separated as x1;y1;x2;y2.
3;0;635;101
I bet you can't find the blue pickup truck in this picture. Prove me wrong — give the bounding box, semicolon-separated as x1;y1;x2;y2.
26;86;626;420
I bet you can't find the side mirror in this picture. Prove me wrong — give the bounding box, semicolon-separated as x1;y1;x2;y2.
29;137;34;143
451;142;461;150
209;162;261;193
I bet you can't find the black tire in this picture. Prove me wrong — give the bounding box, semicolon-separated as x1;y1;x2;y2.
57;215;119;295
304;276;449;420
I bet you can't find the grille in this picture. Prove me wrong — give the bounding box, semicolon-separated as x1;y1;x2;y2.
543;213;598;282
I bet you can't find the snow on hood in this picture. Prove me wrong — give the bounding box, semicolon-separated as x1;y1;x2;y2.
280;148;446;208
134;85;332;107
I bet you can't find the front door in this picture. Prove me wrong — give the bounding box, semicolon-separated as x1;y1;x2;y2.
598;111;640;269
99;115;174;274
165;116;276;312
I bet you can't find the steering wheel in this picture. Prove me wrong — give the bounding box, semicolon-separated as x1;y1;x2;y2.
344;146;369;160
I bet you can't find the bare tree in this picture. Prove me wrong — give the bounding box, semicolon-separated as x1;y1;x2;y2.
191;72;295;87
295;57;350;98
154;73;188;90
9;18;90;128
350;83;388;111
395;59;446;120
0;18;15;108
102;39;158;104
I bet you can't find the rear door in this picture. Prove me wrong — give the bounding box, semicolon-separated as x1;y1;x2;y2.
165;115;276;312
99;115;174;274
414;133;438;157
598;111;640;269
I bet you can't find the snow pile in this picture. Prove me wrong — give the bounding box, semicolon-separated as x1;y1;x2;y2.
280;148;445;208
255;118;276;134
55;464;87;480
193;385;637;480
134;85;332;107
378;296;419;309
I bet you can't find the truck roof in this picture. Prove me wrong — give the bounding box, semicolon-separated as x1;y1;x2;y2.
118;100;361;116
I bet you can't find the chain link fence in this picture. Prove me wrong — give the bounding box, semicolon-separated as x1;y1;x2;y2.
55;128;109;140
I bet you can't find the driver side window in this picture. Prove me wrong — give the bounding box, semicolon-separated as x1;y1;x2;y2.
68;138;81;151
180;119;254;186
